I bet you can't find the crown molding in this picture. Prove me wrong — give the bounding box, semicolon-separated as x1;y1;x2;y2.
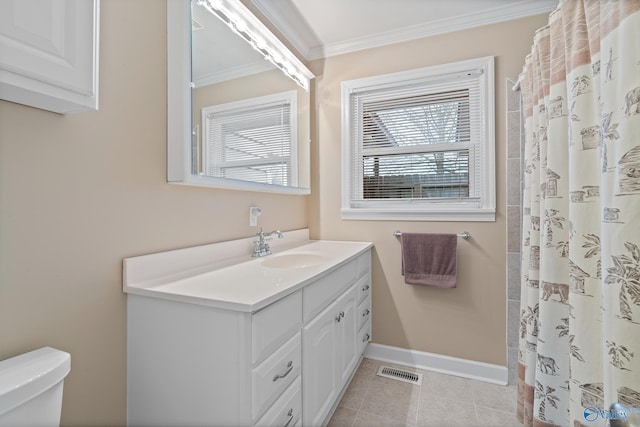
250;0;321;60
253;0;557;61
317;0;557;59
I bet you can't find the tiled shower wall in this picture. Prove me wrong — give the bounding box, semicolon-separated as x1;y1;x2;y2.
506;78;523;386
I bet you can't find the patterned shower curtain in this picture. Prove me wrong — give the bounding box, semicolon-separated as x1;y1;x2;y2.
517;1;640;426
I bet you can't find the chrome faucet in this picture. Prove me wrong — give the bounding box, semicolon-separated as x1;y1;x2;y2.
252;228;284;257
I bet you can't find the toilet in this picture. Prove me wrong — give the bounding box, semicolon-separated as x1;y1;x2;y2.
0;347;71;426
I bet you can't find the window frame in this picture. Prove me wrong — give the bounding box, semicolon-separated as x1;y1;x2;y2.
341;56;495;221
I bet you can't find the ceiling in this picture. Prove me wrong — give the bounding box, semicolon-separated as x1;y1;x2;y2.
250;0;557;60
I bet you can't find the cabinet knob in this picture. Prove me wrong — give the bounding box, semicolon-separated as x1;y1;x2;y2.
272;361;293;382
283;408;294;427
362;333;370;342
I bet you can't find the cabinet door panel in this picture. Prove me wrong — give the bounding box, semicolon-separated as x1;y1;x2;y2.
0;0;96;92
302;301;338;427
336;284;358;385
0;0;99;113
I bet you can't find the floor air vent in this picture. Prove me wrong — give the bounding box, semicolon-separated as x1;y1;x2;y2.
376;366;423;385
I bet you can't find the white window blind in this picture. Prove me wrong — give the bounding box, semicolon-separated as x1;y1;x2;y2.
202;91;297;186
341;57;495;221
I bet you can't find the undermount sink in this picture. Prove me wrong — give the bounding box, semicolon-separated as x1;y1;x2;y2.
260;253;329;269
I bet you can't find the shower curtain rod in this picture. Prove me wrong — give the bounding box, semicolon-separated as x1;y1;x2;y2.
392;230;471;240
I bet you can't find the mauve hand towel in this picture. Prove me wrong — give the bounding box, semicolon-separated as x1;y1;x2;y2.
401;233;457;288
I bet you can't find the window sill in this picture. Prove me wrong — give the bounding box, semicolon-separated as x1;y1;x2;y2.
341;207;495;222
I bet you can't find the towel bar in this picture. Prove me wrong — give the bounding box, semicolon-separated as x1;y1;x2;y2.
393;230;471;240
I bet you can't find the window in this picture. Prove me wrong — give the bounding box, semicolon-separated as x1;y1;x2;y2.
202;91;297;186
341;57;495;221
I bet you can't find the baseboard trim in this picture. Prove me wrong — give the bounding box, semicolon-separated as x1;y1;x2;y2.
364;343;508;385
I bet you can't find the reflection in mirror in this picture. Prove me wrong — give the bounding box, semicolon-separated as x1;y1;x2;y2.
197;90;299;186
166;0;313;194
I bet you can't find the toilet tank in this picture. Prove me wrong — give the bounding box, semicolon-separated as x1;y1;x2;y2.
0;347;71;427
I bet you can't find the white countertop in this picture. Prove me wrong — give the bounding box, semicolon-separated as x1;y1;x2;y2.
123;235;372;312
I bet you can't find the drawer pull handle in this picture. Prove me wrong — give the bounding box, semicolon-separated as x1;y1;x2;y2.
362;309;370;317
272;361;293;382
283;409;294;427
335;311;345;323
362;333;370;342
362;284;370;291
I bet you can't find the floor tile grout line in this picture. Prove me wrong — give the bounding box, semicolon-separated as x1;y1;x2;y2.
412;377;424;427
356;407;417;427
416;381;425;427
352;359;379;426
353;374;374;425
474;402;481;427
475;403;519;414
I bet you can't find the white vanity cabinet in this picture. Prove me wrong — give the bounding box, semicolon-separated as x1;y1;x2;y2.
0;0;99;114
126;240;371;427
128;290;304;427
302;252;371;426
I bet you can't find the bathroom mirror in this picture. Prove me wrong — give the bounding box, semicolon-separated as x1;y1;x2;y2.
167;0;313;194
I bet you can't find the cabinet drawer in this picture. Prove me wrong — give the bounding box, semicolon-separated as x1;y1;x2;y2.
356;275;371;303
303;261;357;323
357;295;371;331
356;251;371;279
255;377;301;427
252;291;302;364
252;333;301;421
358;321;371;356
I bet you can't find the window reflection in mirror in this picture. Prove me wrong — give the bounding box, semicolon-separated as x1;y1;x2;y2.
190;0;310;190
200;91;298;186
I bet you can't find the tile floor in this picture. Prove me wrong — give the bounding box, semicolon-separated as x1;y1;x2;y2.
328;358;520;427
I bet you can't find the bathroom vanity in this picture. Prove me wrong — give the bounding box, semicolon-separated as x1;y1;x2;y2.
124;230;371;426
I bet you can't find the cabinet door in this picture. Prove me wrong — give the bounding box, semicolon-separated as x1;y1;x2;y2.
336;284;358;385
0;0;99;113
302;300;338;427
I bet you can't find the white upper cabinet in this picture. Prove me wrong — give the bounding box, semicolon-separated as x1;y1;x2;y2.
0;0;99;114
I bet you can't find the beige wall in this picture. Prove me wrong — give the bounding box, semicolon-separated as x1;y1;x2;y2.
0;1;307;426
309;15;547;366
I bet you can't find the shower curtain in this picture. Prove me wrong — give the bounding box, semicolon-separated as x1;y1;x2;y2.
517;1;640;426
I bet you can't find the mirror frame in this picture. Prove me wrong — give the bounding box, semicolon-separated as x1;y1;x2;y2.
167;0;313;194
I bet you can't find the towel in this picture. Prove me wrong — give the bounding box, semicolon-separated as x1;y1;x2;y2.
401;233;457;288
